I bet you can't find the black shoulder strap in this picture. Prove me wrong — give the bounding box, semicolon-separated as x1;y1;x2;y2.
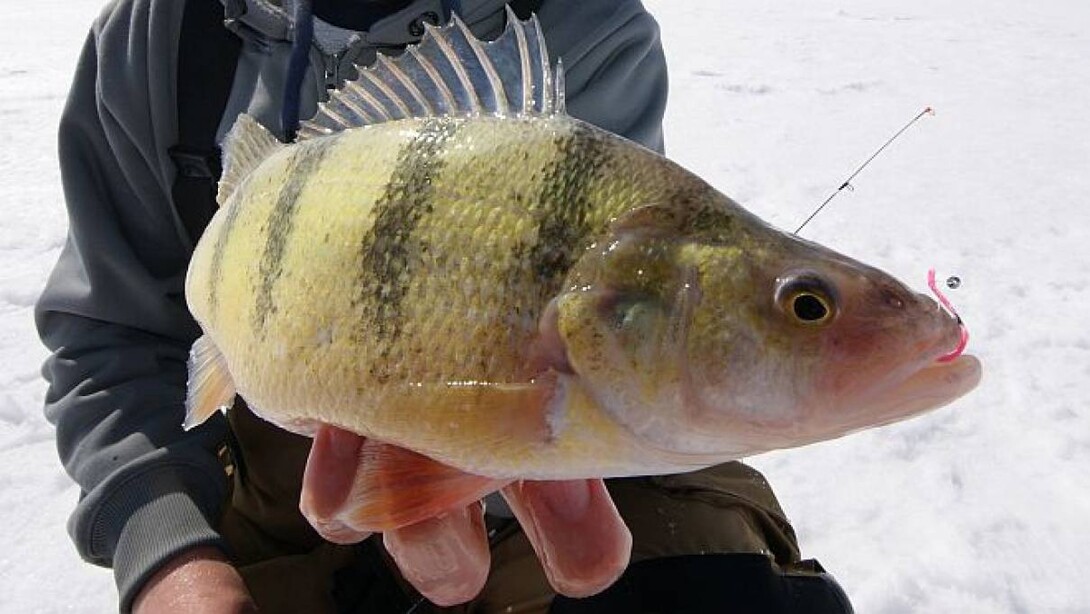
170;0;243;245
508;0;544;20
170;0;540;244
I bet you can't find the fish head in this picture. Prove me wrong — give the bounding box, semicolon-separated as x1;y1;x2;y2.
553;199;982;462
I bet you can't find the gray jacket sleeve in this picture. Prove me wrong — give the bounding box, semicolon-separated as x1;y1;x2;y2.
539;0;668;153
35;1;230;611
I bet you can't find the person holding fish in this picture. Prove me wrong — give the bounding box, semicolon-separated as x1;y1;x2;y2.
38;0;979;611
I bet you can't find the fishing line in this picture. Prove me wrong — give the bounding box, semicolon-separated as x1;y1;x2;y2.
794;106;935;235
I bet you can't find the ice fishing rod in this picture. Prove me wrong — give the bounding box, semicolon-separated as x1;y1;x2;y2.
794;106;935;235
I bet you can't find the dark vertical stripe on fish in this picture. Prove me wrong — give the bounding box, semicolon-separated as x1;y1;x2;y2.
252;137;337;335
358;118;459;353
523;124;610;284
207;194;246;319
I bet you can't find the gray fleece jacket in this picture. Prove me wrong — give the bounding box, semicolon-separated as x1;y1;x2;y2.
36;0;667;609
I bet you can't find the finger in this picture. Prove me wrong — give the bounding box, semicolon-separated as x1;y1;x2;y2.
299;424;372;544
383;501;490;606
501;479;631;598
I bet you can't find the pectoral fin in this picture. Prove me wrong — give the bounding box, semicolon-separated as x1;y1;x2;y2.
341;440;510;532
184;335;236;430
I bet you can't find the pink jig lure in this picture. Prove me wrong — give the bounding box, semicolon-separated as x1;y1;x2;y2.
928;269;969;362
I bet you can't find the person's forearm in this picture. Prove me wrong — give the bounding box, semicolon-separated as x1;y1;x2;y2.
132;546;256;614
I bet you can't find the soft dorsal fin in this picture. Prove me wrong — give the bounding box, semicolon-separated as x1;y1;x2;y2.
217;114;284;205
297;7;562;140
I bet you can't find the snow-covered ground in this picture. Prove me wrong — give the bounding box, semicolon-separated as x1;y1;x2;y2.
1;0;1087;611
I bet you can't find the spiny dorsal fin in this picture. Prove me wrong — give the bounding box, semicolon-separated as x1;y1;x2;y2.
554;59;566;115
297;7;561;140
183;334;237;430
217;114;283;205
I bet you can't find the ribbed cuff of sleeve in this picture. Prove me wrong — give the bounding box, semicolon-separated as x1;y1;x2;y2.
113;488;229;613
68;458;230;613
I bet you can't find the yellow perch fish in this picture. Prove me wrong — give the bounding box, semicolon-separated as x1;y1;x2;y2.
184;11;981;530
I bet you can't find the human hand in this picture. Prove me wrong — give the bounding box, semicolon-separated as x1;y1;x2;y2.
299;424;632;606
132;546;257;614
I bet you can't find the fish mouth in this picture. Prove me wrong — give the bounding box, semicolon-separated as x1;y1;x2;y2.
840;353;982;431
841;270;981;428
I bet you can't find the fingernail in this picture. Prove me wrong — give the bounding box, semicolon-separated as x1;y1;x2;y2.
538;480;592;523
312;515;370;545
384;509;490;606
326;426;363;461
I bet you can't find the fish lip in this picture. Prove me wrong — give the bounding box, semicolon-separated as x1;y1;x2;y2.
930;302;969;363
925;268;970;363
844;353;982;429
836;285;979;421
936;322;970;363
905;288;969;364
654;354;983;460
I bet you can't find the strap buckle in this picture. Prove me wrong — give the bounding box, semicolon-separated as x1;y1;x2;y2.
169;145;222;180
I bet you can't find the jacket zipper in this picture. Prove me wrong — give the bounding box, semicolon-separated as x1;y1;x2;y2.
322;48;348;90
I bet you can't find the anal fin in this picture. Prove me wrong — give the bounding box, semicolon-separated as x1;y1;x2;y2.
184;335;237;430
339;440;510;532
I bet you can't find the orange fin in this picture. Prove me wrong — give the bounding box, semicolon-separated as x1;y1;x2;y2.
340;440;511;532
184;335;236;430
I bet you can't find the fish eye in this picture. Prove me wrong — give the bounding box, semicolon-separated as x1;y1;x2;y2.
790;292;831;322
776;273;838;326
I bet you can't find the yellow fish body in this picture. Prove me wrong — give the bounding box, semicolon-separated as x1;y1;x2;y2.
188;112;711;476
185;13;981;528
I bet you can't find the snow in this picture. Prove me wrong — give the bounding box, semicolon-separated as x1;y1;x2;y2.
1;0;1087;611
651;1;1090;612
